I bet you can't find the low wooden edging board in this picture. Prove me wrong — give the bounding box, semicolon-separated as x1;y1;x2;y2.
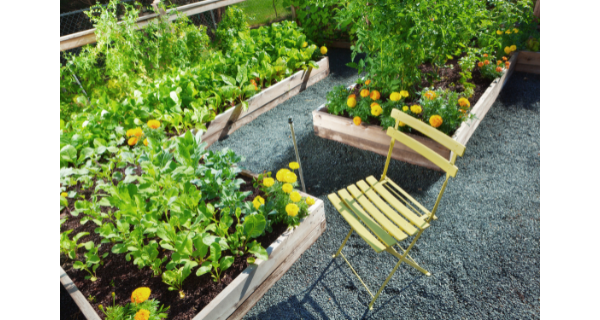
201;56;329;147
515;51;540;74
60;170;326;320
312;53;518;171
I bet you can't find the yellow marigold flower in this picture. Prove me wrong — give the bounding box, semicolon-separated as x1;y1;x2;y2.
302;41;308;48
365;80;371;85
126;129;134;137
286;203;299;217
504;47;511;54
458;97;470;108
400;90;409;98
131;287;151;303
505;30;512;35
398;121;406;127
289;162;300;170
353;116;362;126
128;137;138;146
347;97;357;108
134;309;150;320
290;191;302;203
370;103;382;116
320;46;327;55
143;138;148;146
410;105;422;114
61;192;68;198
253;196;265;210
496;30;503;35
263;177;275;187
276;169;290;182
402;106;409;112
370;90;381;100
513;28;519;33
306;197;315;206
282;183;293;193
429;115;443;128
389;92;401;102
147;120;160;129
424;90;436;100
348;94;356;99
285;171;297;184
360;89;370;98
510;45;516;51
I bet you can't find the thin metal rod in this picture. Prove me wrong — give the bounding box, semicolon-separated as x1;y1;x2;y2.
67;65;88;98
341;252;374;298
288;116;306;193
209;9;218;30
333;229;353;258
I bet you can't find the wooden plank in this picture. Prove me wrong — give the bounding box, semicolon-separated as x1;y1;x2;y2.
337;189;397;247
60;0;245;51
355;180;418;236
365;176;429;230
514;63;540;74
60;267;102;320
328;193;386;253
228;216;327;320
516;51;540;66
347;184;407;241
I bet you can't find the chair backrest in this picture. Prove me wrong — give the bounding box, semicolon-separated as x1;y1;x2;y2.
382;109;466;178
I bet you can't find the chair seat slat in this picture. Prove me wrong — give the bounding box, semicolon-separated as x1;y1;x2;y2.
383;178;432;217
328;193;386;253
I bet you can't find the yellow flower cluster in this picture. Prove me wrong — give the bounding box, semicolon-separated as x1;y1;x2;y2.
253;196;265;210
347;97;356;108
370;90;381;100
134;309;150;320
458;97;470;108
424;90;437;100
370;102;382;116
286;203;299;217
147;120;160;129
290;191;302;203
496;30;503;35
131;287;151;303
389;92;401;102
263;177;275;187
306;197;315;206
353;116;362;126
282;183;293;193
289;162;300;170
504;45;517;55
410;105;422;114
360;89;370;98
128;137;138;146
429;115;443;128
402;106;409;112
126;128;143;138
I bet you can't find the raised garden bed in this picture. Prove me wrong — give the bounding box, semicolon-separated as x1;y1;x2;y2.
312;54;519;171
515;51;540;74
202;56;329;147
60;170;326;320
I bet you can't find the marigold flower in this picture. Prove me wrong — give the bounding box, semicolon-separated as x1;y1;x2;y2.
306;197;315;206
143;138;148;146
61;192;68;198
289;162;300;170
147;120;160;129
370;103;382;116
429;115;443;128
263;177;275;187
253;196;265;210
370;90;381;100
410;105;422;114
353;116;362;126
497;60;502;65
398;121;406;127
128;137;138;146
347;97;357;108
513;28;519;33
276;169;290;182
502;56;508;61
458;97;470;108
286;203;299;217
495;66;503;72
290;191;302;203
134;128;143;138
477;61;484;68
483;54;488;58
134;309;150;320
348;94;356;99
285;171;297;184
282;183;293;193
424;90;437;100
504;46;511;55
400;90;409;98
365;80;371;85
302;41;308;48
360;89;370;98
510;45;516;51
505;30;512;35
131;287;151;303
505;62;511;69
320;46;327;55
390;92;401;102
484;60;490;65
496;30;503;35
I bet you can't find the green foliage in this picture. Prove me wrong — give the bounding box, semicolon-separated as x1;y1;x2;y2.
101;293;169;320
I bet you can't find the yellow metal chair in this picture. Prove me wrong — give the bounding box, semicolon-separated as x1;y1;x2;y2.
328;109;466;309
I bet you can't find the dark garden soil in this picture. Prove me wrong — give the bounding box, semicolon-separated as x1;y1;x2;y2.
332;55;495;137
60;173;288;320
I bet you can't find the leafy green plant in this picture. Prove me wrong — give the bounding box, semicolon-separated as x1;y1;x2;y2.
196;242;234;283
162;264;194;298
73;242;107;282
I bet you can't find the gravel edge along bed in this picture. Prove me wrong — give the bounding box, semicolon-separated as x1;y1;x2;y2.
61;48;540;319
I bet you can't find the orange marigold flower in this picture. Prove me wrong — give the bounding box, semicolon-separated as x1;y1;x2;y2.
495;66;503;72
353;116;362;126
484;60;490;65
458;97;470;108
477;61;484;68
505;62;511;69
502;56;508;61
128;137;138;146
134;309;150;320
365;80;371;85
370;90;381;100
424;90;437;100
497;60;502;65
429;115;443;128
348;94;356;99
147;120;160;129
360;89;370;98
127;127;143;138
131;287;151;303
483;53;488;58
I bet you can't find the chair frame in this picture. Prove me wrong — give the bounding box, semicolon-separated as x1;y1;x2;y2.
330;109;466;309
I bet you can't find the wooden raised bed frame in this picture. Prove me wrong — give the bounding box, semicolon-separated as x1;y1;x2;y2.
515;51;540;74
312;54;519;171
201;56;329;147
60;170;326;320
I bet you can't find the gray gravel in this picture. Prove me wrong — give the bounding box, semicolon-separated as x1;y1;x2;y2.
209;48;541;320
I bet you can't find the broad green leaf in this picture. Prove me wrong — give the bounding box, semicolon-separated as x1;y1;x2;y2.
243;214;266;239
220;256;234;271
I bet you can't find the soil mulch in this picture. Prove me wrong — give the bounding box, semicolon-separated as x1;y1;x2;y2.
60;173;288;320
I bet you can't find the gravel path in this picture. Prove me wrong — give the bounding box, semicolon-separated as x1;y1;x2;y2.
60;48;540;319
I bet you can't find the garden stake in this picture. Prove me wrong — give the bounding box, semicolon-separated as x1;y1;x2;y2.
288;116;306;193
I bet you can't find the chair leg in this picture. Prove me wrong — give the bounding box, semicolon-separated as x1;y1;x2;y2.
390;246;431;276
368;256;404;310
332;229;353;258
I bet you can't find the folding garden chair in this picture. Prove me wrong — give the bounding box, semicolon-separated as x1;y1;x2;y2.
328;109;466;309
